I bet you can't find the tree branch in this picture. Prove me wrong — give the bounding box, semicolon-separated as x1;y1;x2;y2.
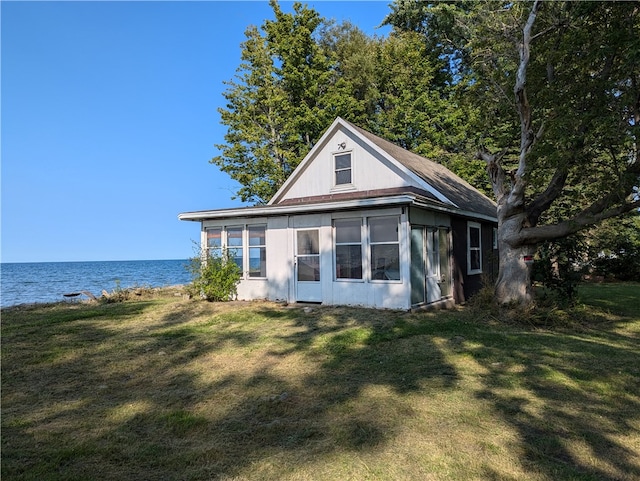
525;165;569;226
477;148;509;200
509;0;543;209
520;198;640;244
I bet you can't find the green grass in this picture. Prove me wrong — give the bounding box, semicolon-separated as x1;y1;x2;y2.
2;284;639;480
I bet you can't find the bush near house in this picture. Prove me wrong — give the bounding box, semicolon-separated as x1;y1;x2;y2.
186;248;241;301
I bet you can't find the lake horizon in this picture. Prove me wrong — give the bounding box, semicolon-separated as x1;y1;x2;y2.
1;259;193;308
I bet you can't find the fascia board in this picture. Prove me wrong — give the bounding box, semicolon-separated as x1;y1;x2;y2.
178;195;416;221
411;198;498;223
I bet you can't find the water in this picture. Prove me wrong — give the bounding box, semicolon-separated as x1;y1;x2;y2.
1;259;192;308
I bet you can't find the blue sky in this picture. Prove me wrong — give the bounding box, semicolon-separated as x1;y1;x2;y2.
1;1;392;263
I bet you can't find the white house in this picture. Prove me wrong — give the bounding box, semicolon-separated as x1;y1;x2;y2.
179;117;498;310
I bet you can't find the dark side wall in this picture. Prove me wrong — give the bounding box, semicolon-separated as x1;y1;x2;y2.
451;217;498;303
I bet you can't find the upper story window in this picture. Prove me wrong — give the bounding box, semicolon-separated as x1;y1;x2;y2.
334;152;352;185
467;222;482;275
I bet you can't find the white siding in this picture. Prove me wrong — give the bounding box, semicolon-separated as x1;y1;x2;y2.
278;126;421;202
199;207;413;309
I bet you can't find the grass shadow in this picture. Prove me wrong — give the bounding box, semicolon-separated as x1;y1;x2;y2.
2;284;639;480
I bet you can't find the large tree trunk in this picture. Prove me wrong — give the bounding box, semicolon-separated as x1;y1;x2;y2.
494;209;537;304
481;0;640;305
487;0;541;305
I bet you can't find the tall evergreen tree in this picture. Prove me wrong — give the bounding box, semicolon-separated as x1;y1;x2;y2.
212;1;334;204
213;1;477;204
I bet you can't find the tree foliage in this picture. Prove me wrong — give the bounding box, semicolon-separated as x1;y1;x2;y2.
213;0;481;203
586;214;640;282
386;0;640;303
212;0;335;204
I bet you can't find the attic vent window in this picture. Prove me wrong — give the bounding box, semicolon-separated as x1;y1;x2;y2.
334;152;352;185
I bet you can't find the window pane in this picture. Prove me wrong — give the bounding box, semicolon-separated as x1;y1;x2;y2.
470;249;481;271
206;228;221;248
336;245;362;279
371;244;400;280
335;219;361;243
297;256;320;281
335;153;351;169
469;226;480;248
227;227;243;247
229;247;243;270
370;217;398;243
297;230;319;255
248;225;266;246
249;247;266;277
335;169;351;185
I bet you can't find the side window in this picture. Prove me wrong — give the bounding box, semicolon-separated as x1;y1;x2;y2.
226;227;244;271
370;216;400;280
206;227;222;258
467;222;482;275
334;152;352;185
335;219;362;279
248;225;267;278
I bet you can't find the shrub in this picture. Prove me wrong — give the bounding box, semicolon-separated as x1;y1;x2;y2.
532;235;585;305
186;248;242;302
586;215;640;281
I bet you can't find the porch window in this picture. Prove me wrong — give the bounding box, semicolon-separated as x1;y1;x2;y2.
334;153;352;185
370;216;400;280
467;222;482;275
206;227;222;258
335;219;362;279
227;227;244;271
248;225;267;278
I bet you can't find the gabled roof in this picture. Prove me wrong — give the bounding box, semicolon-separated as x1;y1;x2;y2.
269;117;496;219
179;118;497;222
344;120;497;220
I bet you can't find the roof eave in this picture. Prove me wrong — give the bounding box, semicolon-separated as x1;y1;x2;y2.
178;195;416;221
179;194;497;223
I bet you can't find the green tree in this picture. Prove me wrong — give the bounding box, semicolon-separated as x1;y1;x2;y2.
318;21;382;127
387;0;640;304
587;214;640;281
213;1;480;204
212;0;334;204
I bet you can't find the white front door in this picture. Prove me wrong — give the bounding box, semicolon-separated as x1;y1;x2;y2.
295;229;322;302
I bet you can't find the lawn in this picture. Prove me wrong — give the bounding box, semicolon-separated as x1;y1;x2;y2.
2;284;639;481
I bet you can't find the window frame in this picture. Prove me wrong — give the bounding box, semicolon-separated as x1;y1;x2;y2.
206;227;223;259
467;221;482;275
204;224;268;280
334;218;363;281
248;224;267;279
225;226;244;273
333;151;353;188
369;216;401;282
